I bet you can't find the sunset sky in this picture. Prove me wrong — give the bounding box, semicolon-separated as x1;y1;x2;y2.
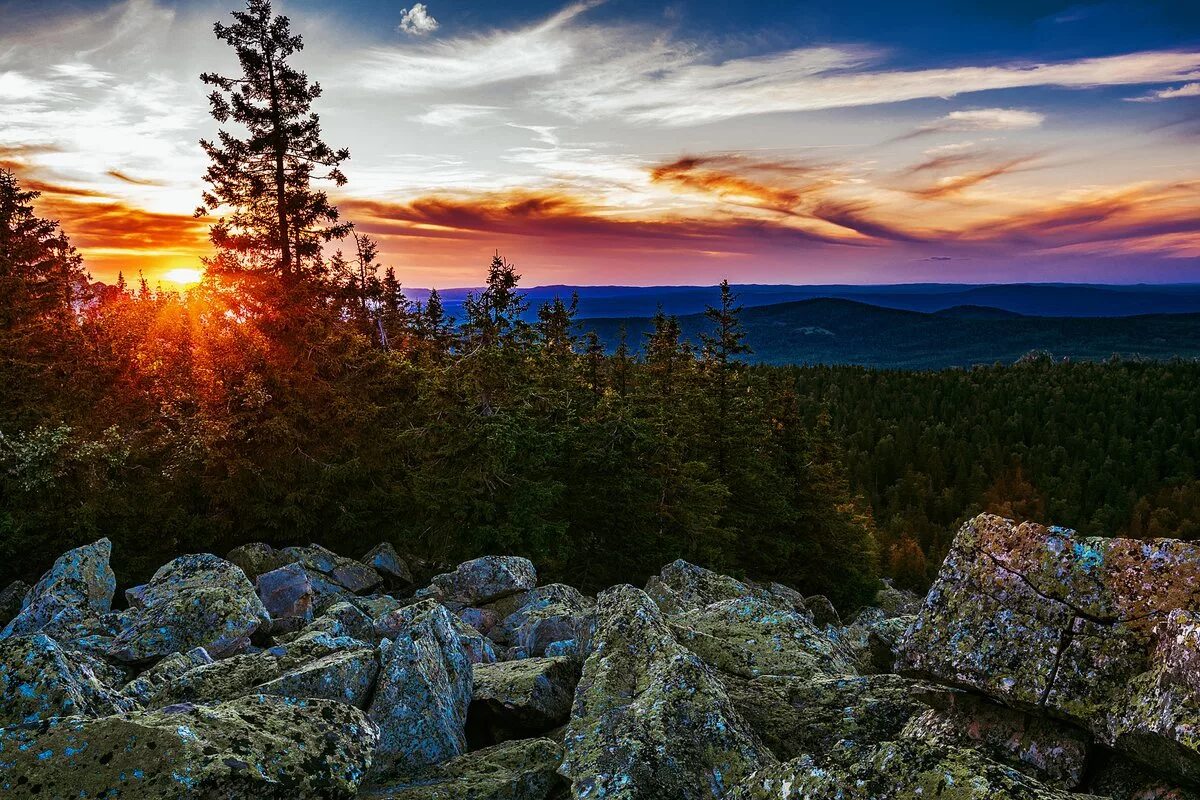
2;0;1199;287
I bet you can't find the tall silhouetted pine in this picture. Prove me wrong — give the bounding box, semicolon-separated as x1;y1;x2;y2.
197;0;350;283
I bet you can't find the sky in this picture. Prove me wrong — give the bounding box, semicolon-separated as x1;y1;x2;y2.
1;0;1199;287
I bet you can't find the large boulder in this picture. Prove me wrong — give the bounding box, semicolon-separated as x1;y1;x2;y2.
645;559;760;616
120;646;213;705
362;542;414;587
724;673;931;762
376;598;496;664
0;633;133;726
257;563;316;623
226;542;288;582
1;539;115;639
0;694;377;798
896;514;1200;782
487;583;593;657
467;656;578;746
670;596;851;680
360;737;567;800
901;689;1091;789
368;600;473;771
422;556;537;607
727;739;1095;800
280;544;383;595
560;584;772;799
147;631;375;708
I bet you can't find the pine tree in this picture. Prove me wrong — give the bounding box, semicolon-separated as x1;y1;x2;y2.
196;0;350;281
700;279;752;475
463;253;528;349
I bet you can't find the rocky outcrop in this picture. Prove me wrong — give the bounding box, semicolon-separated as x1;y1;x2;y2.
896;514;1200;783
3;519;1198;797
1;539;115;640
560;584;772;799
0;694;377;798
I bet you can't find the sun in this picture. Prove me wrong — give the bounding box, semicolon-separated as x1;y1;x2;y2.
162;267;204;286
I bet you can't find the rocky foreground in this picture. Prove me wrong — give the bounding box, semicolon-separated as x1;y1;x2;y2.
0;514;1197;798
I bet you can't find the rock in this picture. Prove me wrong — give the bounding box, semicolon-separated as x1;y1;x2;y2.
147;631;373;708
0;633;133;726
120;646;213;705
352;594;407;621
670;596;852;679
805;594;841;627
227;542;287;581
1085;751;1200;800
295;600;376;643
727;739;1094;800
488;583;593;657
107;553;269;664
460;607;499;636
865;614;915;673
257;563;315;623
467;657;579;746
254;647;378;709
1;538;115;639
422;556;537;607
724;672;931;761
1107;608;1200;783
361;737;567;799
376;598;496;663
279;544;383;594
561;584;772;799
0;694;377;798
645;559;760;615
543;639;577;659
901;690;1091;789
897;513;1200;782
362;543;414;587
0;580;30;624
874;580;922;617
368;600;473;771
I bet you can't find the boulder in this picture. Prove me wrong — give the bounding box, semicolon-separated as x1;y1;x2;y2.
0;633;133;726
467;656;579;746
645;559;760;615
360;737;567;800
805;594;841;627
0;694;377;798
488;583;593;657
120;646;213;705
0;580;30;624
421;556;537;607
147;631;374;708
727;739;1095;800
1;538;115;639
897;514;1200;782
874;581;922;617
376;598;496;663
724;672;930;761
670;596;852;679
362;542;414;587
226;542;287;581
293;600;376;643
900;689;1091;789
864;614;916;673
368;600;473;771
257;562;316;623
279;544;383;594
460;607;499;636
560;584;772;799
1085;751;1200;800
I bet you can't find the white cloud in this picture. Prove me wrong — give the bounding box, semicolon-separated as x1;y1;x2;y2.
399;4;439;36
416;104;500;126
1127;82;1200;102
920;108;1046;133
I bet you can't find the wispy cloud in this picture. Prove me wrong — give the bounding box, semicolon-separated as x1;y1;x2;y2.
1127;82;1200;102
899;108;1045;141
416;104;502;127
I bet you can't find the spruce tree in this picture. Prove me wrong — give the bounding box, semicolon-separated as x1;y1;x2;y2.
196;0;350;281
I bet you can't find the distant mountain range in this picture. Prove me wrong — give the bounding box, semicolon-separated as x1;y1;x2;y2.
579;298;1200;369
403;282;1200;321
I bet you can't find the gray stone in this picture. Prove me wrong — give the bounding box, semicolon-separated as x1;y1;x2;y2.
0;633;133;726
257;562;315;623
423;556;537;607
362;542;414;586
1;538;115;640
360;737;566;800
468;656;579;746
